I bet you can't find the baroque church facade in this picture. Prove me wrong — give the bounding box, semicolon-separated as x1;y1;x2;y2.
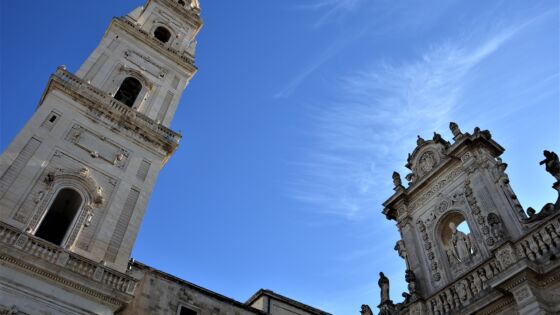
362;125;560;314
0;1;331;315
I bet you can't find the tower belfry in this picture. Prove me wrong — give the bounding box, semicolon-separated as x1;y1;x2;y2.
0;0;202;313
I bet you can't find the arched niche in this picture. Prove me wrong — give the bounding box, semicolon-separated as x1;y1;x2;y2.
436;211;477;274
28;168;103;249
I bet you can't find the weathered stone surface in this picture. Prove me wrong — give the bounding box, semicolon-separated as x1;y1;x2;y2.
373;123;560;314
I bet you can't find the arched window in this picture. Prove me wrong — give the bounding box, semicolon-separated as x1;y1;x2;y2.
35;188;83;245
154;26;171;43
114;77;142;107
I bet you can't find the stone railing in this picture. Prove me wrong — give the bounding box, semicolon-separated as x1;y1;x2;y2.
516;214;560;263
52;67;181;147
0;221;137;297
425;214;560;314
117;17;196;67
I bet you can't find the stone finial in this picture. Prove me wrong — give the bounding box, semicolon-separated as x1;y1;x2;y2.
416;135;425;146
449;122;462;139
392;172;403;189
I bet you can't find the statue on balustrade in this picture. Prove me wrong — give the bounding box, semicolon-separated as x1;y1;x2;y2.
379;272;390;303
540;150;560;184
360;304;373;315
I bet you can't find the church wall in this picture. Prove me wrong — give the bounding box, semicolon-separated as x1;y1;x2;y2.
121;264;265;315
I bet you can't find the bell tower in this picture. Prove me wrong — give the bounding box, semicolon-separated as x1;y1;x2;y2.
0;1;202;313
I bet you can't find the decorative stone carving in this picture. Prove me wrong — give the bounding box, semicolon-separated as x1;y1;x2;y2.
488;212;505;241
495;245;516;270
419;151;436;173
392;171;403;190
66;124;130;169
449;122;462;139
123;50;168;79
360;304;373;315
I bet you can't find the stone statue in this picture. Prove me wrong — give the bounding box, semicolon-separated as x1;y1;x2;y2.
449;122;463;140
379;272;390;303
392;172;403;189
360;304;373;315
449;222;474;262
540;150;560;183
416;135;425;146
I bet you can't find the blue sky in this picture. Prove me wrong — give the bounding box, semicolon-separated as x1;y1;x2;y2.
0;1;558;314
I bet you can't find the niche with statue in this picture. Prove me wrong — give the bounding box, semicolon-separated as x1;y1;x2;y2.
437;212;479;275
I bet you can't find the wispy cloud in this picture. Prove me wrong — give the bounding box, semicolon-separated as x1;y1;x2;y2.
288;24;526;219
295;0;366;28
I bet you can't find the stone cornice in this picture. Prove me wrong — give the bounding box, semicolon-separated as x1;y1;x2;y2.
43;67;180;161
113;17;198;74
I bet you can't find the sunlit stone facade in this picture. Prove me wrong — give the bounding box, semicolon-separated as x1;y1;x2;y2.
0;1;329;314
363;124;560;315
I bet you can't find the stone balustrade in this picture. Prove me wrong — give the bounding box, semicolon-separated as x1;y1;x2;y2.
52;67;181;147
0;221;137;297
424;213;560;314
516;214;560;263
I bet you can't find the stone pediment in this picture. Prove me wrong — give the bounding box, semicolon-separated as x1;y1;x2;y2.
405;133;451;184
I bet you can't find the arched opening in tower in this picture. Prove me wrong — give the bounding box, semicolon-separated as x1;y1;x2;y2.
35;188;83;245
114;77;142;107
154;26;172;43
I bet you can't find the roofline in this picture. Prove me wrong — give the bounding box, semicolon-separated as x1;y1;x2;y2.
246;289;332;315
132;261;267;315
